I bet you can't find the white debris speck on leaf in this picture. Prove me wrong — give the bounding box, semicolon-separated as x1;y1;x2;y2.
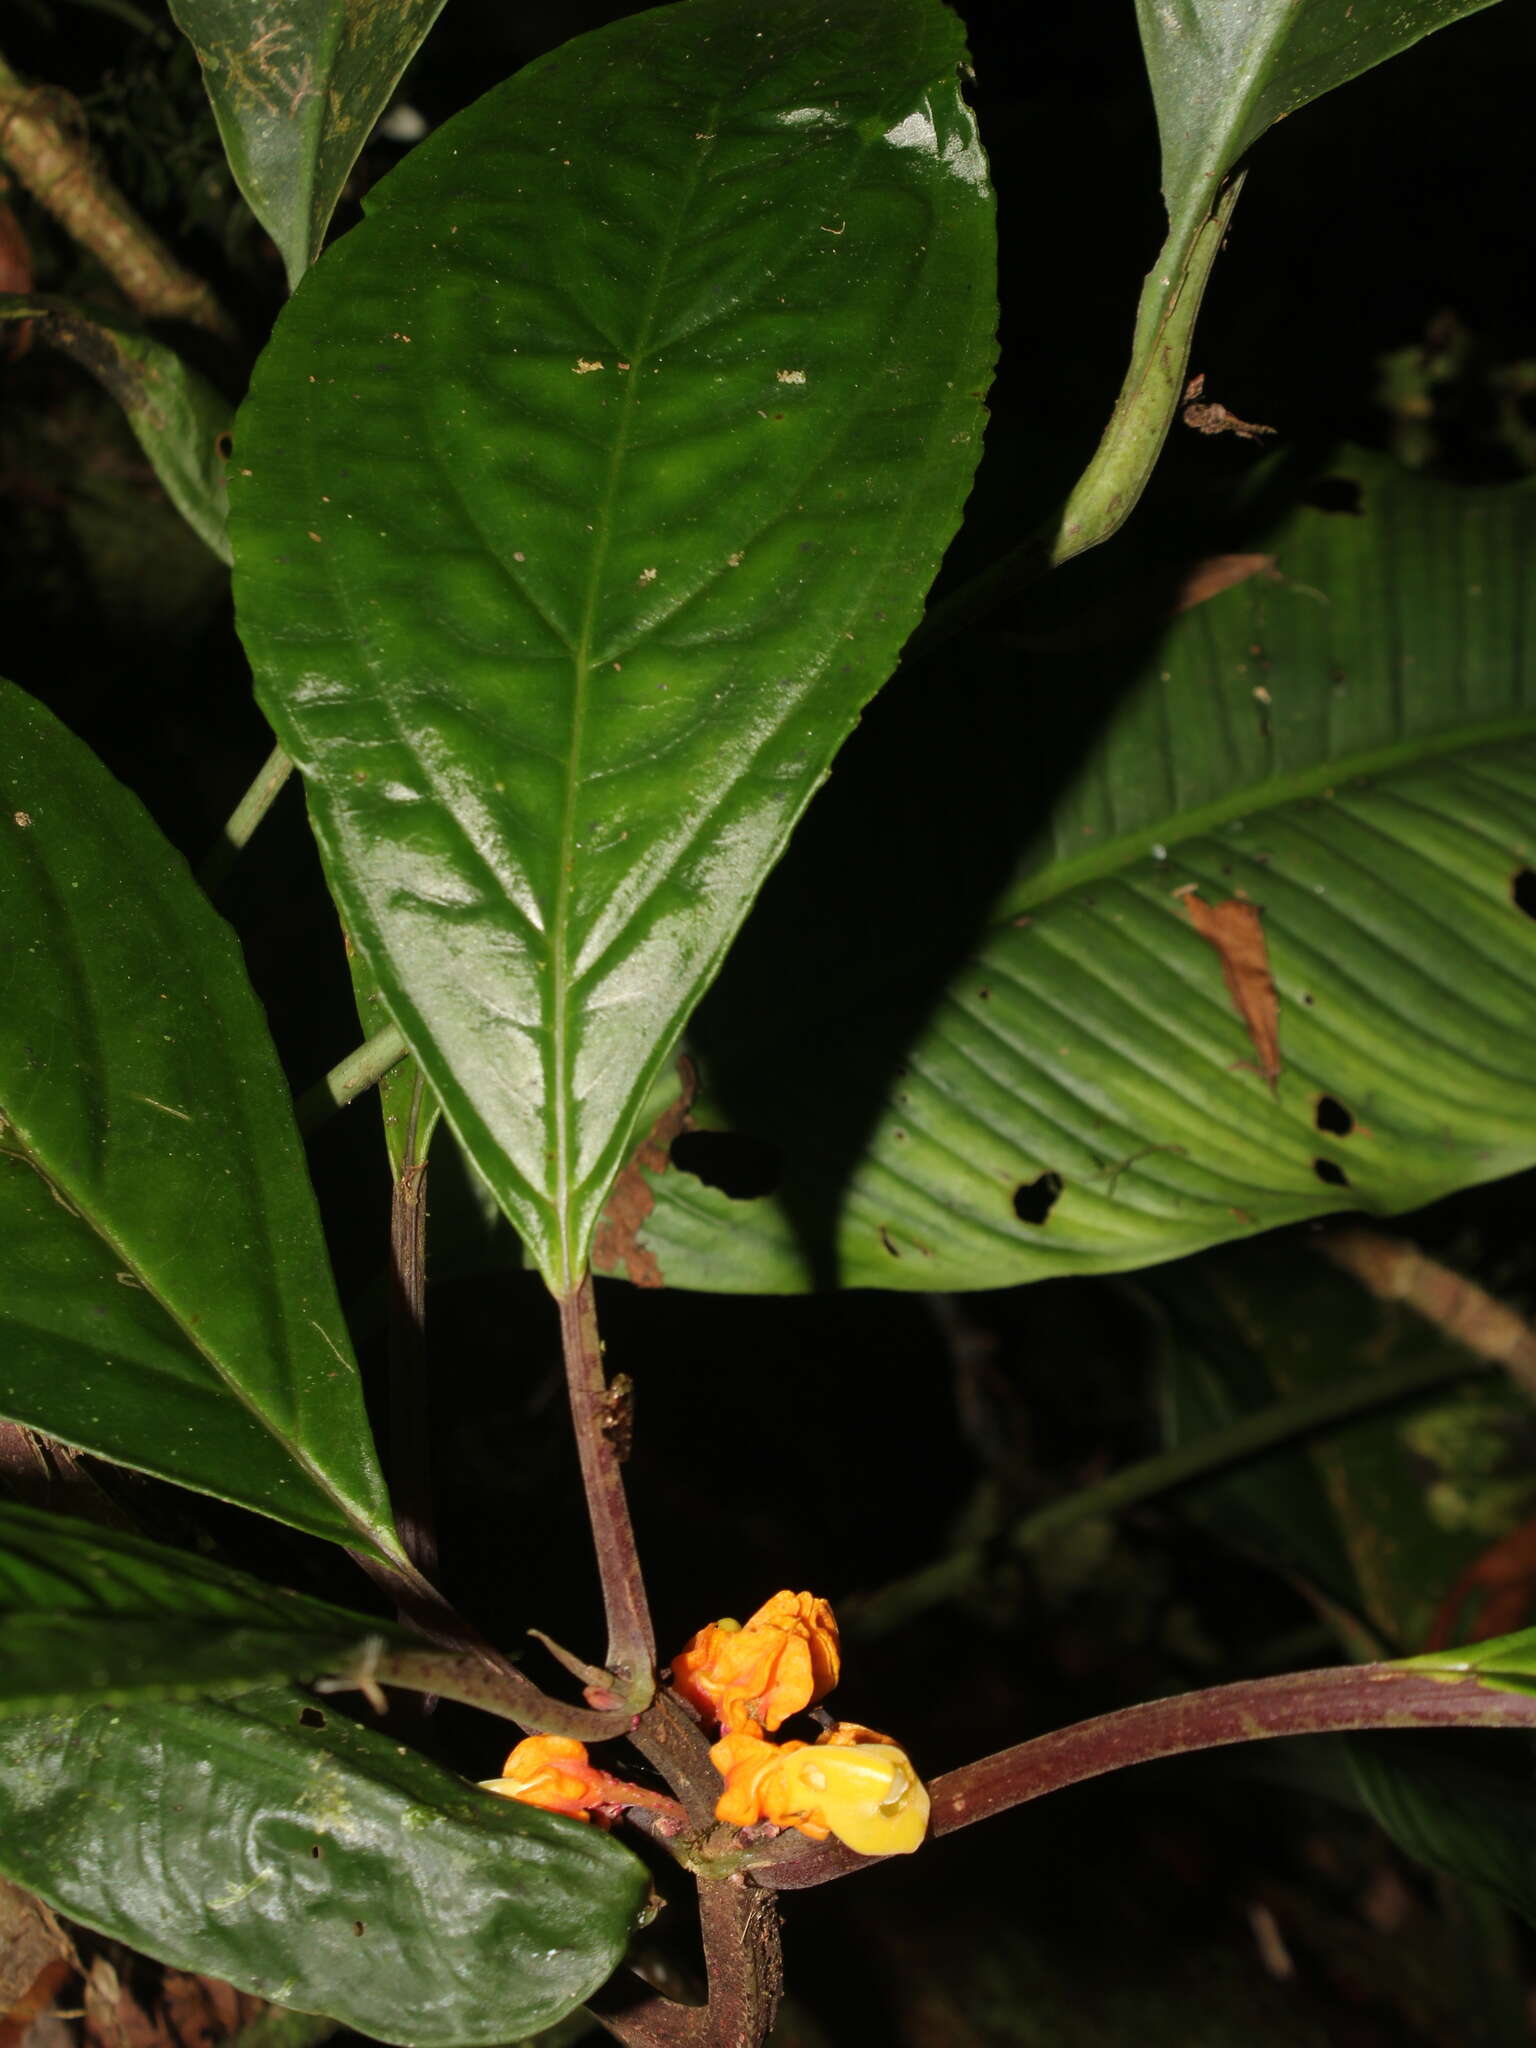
727;552;743;567
376;102;428;144
776;369;807;384
573;359;603;374
638;567;657;585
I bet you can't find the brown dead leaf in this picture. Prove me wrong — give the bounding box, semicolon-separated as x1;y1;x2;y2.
0;1879;74;2047
156;1975;263;2048
591;1057;697;1288
1424;1513;1536;1652
1181;892;1282;1089
1173;553;1276;613
83;1959;159;2048
1181;372;1275;443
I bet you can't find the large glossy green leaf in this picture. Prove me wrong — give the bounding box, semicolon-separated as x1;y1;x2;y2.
168;0;448;292
0;1503;422;1715
1053;0;1505;562
617;457;1536;1290
0;1687;648;2043
0;294;232;562
0;682;403;1558
230;0;997;1291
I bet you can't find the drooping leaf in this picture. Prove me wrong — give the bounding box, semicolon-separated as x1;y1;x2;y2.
1152;1241;1536;1651
618;456;1536;1290
1345;1735;1536;1928
1052;0;1505;562
230;0;997;1291
0;1688;648;2044
0;681;404;1558
0;1503;423;1716
167;0;448;292
1152;1247;1369;1625
0;294;232;561
1152;1241;1536;1938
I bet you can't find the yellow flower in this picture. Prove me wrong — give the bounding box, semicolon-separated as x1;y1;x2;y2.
709;1719;929;1857
671;1589;840;1733
480;1735;684;1830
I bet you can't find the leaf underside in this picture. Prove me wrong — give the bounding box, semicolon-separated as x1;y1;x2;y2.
615;456;1536;1290
230;0;998;1289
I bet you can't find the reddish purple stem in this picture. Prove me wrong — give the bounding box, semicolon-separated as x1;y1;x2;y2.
757;1663;1536;1890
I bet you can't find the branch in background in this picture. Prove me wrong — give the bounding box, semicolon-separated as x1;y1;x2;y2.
850;1342;1488;1638
756;1661;1536;1892
1316;1225;1536;1403
0;51;233;340
557;1274;655;1698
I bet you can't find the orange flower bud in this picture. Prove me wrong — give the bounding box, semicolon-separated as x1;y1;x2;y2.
480;1735;686;1831
709;1719;929;1857
671;1589;840;1732
480;1734;607;1824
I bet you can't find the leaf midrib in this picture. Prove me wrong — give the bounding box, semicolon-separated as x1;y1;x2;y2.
1000;711;1536;924
547;112;722;1288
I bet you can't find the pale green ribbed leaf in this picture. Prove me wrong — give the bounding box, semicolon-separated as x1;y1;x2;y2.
619;458;1536;1290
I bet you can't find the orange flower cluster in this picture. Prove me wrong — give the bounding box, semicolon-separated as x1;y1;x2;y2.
479;1735;682;1829
671;1589;841;1732
672;1590;929;1857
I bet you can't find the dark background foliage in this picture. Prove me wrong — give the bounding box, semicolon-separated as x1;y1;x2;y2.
4;0;1536;2039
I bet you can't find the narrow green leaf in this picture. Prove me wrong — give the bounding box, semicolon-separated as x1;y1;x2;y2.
231;0;997;1290
0;1503;421;1716
618;457;1536;1290
0;293;232;561
0;1688;648;2044
1053;0;1504;562
1401;1624;1536;1695
0;681;403;1558
168;0;448;291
